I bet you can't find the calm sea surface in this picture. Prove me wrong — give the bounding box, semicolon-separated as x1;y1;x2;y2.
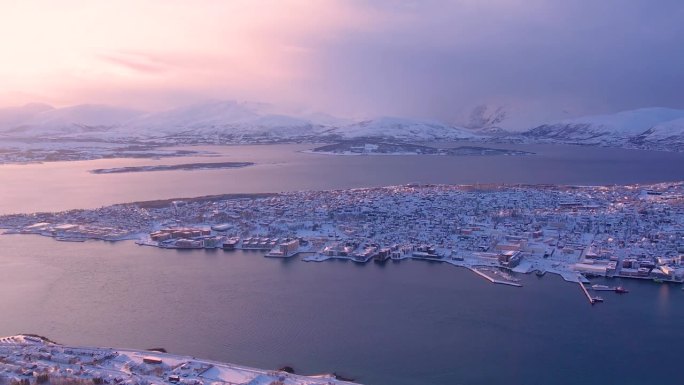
0;236;682;385
1;143;684;214
1;143;684;385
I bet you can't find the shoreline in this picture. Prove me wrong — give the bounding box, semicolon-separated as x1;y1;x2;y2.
0;335;361;385
2;180;683;305
89;161;255;174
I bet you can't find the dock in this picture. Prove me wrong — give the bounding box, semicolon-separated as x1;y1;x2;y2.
469;267;522;287
578;280;602;304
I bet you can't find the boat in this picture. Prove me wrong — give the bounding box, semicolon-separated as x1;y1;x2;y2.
535;270;546;277
591;284;613;291
222;237;239;250
592;296;604;303
615;286;629;294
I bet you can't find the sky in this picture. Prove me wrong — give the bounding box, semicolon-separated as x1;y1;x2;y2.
1;0;683;128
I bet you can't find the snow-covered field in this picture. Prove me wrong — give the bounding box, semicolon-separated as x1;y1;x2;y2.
0;335;360;385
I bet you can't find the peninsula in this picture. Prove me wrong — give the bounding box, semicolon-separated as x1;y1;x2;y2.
1;182;683;304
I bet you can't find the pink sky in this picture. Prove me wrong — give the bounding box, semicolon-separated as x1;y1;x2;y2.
0;0;379;111
1;0;682;126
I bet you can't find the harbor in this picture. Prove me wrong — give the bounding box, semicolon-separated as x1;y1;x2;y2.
2;182;684;306
2;234;684;385
579;281;603;305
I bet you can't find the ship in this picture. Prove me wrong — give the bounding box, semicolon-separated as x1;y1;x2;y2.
591;284;613;291
615;286;629;294
591;284;629;294
592;296;604;303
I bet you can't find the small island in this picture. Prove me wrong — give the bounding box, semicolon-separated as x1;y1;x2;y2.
308;140;533;156
90;161;254;174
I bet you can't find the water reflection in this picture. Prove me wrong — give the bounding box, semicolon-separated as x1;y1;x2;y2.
657;283;671;316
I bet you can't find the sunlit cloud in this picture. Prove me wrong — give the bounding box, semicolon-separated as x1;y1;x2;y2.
0;0;682;127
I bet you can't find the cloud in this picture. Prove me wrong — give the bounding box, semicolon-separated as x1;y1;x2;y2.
296;0;684;126
0;0;683;128
96;52;169;75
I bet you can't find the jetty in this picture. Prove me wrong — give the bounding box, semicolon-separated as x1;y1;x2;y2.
470;267;522;287
578;280;603;304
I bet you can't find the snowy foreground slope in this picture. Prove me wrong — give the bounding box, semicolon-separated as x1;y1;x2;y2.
524;107;684;150
0;334;360;385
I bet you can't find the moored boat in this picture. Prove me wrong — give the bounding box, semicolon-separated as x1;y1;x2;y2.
615;286;629;294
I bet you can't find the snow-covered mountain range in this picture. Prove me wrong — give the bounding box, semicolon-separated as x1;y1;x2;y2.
325;116;478;141
2;101;684;151
0;103;55;130
0;101;481;143
524;107;684;150
119;101;321;140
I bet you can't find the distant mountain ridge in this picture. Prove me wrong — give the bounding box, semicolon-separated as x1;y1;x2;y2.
2;102;684;151
119;100;321;139
0;101;481;142
327;116;478;141
0;103;55;131
524;107;684;150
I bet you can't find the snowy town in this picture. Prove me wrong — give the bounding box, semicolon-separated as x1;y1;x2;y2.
1;182;684;304
0;335;358;385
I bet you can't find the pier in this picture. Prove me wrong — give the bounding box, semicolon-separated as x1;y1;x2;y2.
578;280;601;304
469;267;522;287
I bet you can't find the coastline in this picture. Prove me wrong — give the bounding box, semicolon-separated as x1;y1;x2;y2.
1;181;683;305
0;335;361;385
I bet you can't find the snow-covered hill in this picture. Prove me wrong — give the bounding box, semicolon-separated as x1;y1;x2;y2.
0;101;481;143
524;108;684;147
11;101;684;151
329;117;480;141
630;117;684;146
120;100;323;140
0;103;55;132
0;104;144;137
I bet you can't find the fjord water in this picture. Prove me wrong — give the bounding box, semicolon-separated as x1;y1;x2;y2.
2;143;684;214
1;235;682;385
2;143;684;385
